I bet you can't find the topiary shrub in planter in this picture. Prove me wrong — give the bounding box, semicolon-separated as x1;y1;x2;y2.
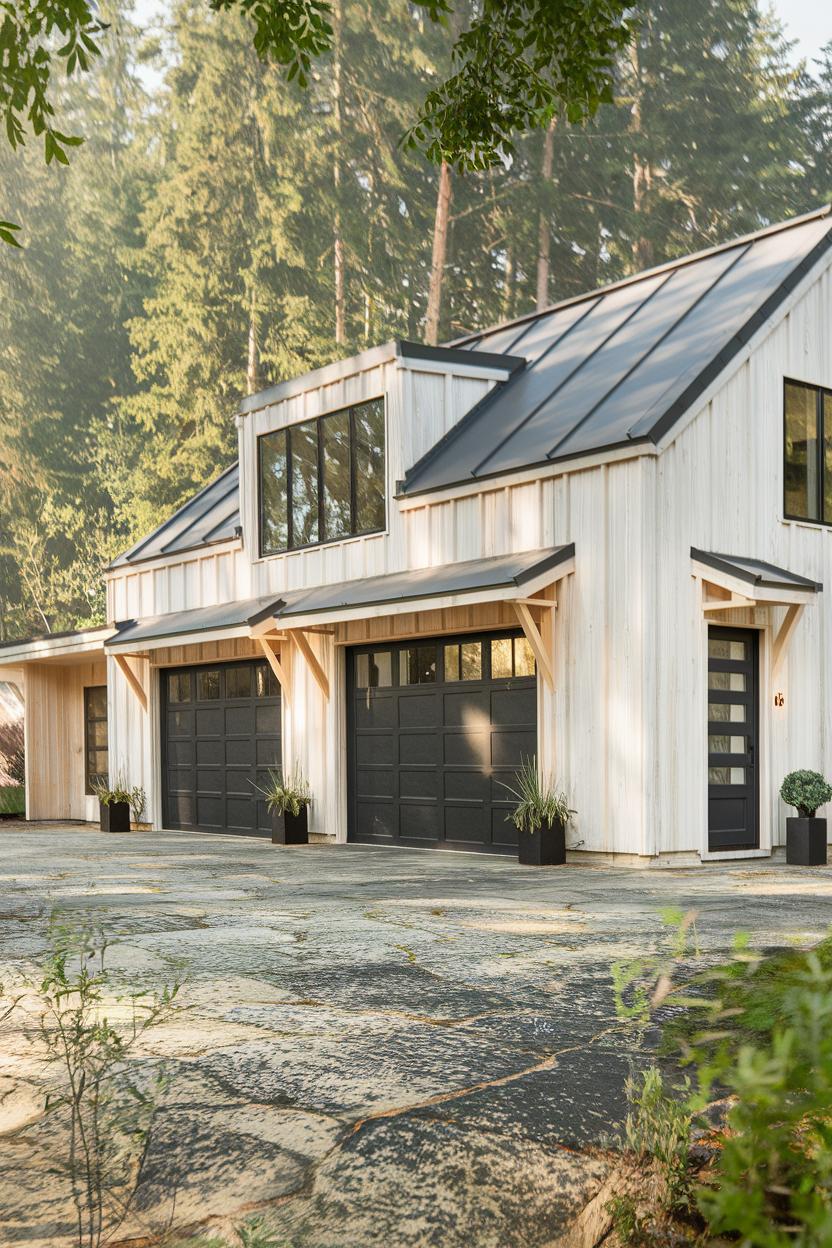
256;769;312;845
501;757;574;866
780;770;832;865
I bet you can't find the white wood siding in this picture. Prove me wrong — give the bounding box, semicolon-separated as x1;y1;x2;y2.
100;256;832;857
652;260;832;854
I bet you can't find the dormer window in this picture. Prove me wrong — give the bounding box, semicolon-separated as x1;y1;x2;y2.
258;398;385;556
784;379;832;524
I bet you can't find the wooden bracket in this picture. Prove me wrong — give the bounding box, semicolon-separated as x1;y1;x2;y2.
291;629;330;700
114;653;147;713
512;600;554;691
258;635;291;704
772;603;804;679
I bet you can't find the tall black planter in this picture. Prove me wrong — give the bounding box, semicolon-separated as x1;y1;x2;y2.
100;800;131;833
518;817;566;866
786;816;827;865
272;807;309;845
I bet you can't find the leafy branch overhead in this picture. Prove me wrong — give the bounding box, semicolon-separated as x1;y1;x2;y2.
0;0;104;168
2;0;632;175
207;0;633;169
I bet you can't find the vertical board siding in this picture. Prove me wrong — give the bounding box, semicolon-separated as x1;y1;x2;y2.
654;265;832;853
96;261;832;858
25;660;107;822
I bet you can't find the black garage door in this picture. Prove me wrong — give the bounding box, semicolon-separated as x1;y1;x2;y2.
347;631;537;854
161;659;281;837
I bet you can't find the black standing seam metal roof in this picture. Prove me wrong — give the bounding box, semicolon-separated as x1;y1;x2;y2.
106;547;573;646
401;206;832;496
112;208;832;567
691;549;823;593
110;462;241;568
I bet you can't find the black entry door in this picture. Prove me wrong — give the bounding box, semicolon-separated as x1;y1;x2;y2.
161;659;281;836
707;627;759;851
347;631;537;855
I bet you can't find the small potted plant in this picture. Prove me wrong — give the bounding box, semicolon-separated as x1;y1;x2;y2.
780;770;832;865
257;769;312;845
91;773;133;833
501;757;574;866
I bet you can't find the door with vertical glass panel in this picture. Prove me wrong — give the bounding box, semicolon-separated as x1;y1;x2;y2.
707;627;759;851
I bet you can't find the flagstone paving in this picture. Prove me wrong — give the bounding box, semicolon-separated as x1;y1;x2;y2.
1;825;831;1247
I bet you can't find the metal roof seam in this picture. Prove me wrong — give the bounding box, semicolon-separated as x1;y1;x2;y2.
157;477;241;555
556;240;750;451
646;225;832;446
449;203;832;350
456;297;606;481
468;296;607;478
543;265;681;460
110;461;239;567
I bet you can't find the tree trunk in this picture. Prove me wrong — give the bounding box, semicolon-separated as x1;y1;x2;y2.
246;289;260;396
425;160;452;346
536;118;556;311
629;39;653;271
333;0;346;346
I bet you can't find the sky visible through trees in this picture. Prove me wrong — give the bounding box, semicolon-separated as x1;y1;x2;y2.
1;0;831;640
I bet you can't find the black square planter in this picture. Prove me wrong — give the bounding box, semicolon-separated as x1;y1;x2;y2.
518;818;566;866
100;801;131;833
272;807;309;845
786;816;827;865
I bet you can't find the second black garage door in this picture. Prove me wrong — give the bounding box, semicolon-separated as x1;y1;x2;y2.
162;659;281;836
347;630;537;854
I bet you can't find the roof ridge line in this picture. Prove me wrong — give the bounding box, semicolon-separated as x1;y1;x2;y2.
449;205;832;350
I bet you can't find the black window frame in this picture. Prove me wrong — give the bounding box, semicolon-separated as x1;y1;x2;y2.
783;377;832;526
258;397;386;557
83;685;109;795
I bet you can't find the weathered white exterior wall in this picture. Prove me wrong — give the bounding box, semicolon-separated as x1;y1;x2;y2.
650;256;832;857
101;251;832;860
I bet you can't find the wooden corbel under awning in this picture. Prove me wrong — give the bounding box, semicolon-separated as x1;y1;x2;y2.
691;548;822;679
113;653;147;713
288;628;330;700
256;634;292;705
510;588;557;692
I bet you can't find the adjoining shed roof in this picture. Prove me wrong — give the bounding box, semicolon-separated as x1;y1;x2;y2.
110;462;241;568
691;549;823;593
402;206;832;496
107;547;574;648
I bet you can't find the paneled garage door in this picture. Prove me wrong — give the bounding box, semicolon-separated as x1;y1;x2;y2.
161;659;281;836
347;631;537;854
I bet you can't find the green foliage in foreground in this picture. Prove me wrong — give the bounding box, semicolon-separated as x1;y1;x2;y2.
498;755;573;833
0;784;24;814
35;916;181;1247
613;919;832;1245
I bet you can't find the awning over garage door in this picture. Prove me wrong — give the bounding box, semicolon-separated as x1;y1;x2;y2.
107;546;575;649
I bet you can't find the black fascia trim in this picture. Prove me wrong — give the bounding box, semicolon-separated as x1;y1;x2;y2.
245;598;288;628
396;340;526;374
397;433;654;500
646;227;832;447
275;545;575;620
691;548;823;592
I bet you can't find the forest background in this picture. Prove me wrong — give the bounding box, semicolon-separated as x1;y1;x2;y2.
2;0;831;639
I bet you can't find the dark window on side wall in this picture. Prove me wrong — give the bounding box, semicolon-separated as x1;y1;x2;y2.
84;686;108;795
784;380;832;524
259;398;385;555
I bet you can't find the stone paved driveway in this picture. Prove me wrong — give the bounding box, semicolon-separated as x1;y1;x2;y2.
2;826;832;1247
